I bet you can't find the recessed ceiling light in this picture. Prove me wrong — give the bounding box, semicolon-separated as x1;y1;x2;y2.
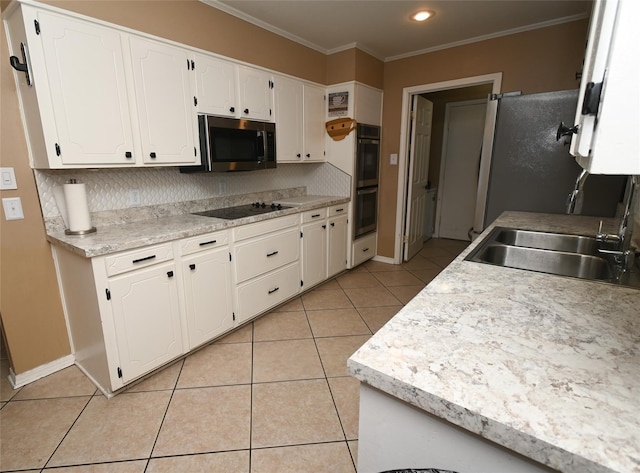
412;10;434;22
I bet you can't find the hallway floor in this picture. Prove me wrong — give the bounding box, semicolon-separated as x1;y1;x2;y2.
0;238;469;473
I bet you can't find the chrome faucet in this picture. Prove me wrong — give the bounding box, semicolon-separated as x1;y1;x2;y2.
566;169;590;214
596;175;638;278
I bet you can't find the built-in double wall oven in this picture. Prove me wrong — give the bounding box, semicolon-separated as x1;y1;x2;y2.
354;124;380;238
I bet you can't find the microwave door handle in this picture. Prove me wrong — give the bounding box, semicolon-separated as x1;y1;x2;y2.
257;130;266;161
357;187;378;195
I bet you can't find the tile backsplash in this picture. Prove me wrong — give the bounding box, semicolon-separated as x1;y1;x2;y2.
35;163;351;218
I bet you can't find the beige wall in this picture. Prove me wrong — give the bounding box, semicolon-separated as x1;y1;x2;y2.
377;19;590;257
1;20;71;373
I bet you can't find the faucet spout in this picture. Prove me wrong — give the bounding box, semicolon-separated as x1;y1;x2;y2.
567;169;590;214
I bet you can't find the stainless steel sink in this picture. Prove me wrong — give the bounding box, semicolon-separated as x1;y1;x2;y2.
465;226;615;283
473;243;613;280
493;228;599;255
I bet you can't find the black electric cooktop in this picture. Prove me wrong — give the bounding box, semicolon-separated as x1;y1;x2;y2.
193;202;292;220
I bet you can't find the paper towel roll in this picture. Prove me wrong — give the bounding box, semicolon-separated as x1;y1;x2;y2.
63;181;93;232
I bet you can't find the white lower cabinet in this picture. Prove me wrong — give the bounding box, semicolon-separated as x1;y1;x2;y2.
235;262;301;324
328;207;348;277
180;232;234;350
232;214;301;323
54;205;347;396
301;208;328;289
108;260;183;384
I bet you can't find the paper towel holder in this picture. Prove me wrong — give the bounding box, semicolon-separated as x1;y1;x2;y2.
65;227;97;236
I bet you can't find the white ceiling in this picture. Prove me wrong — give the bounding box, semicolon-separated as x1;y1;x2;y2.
202;0;592;62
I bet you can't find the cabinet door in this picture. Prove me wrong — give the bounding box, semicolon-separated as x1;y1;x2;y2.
108;261;183;384
328;215;348;277
237;65;273;121
195;54;238;118
302;219;327;288
37;11;135;166
182;247;234;349
303;84;326;162
129;36;198;164
274;75;304;162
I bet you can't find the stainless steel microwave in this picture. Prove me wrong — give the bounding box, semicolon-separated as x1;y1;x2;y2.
181;116;276;173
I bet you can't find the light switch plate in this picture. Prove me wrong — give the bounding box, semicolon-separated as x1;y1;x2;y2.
2;197;25;220
0;167;17;190
390;153;398;165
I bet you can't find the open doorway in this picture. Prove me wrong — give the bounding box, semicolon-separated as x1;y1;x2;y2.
397;74;502;263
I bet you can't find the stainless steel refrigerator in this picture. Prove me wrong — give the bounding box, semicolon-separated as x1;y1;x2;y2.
483;89;626;227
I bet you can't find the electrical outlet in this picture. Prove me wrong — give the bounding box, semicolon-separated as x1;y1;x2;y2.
2;197;24;220
128;189;141;207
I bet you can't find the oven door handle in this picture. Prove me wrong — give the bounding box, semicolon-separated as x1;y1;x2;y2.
357;187;378;196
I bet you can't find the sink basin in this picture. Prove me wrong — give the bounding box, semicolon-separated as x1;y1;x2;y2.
471;243;613;280
465;226;615;283
493;228;599;255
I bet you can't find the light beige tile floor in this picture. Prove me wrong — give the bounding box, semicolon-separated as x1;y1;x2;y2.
0;238;467;472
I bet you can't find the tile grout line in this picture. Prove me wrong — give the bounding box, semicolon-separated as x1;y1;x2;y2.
249;321;255;473
40;393;94;471
142;358;186;473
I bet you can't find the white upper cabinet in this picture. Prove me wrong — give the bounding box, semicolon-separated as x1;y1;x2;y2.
7;7;136;168
194;54;238;118
274;75;304;161
195;58;274;122
129;36;199;165
274;75;325;162
569;0;639;174
237;65;274;122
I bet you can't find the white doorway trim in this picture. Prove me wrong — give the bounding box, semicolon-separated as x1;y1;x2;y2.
393;73;502;264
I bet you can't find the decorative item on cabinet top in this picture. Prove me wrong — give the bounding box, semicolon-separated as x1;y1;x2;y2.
326;118;357;141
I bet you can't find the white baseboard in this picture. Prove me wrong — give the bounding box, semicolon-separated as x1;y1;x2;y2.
8;354;75;389
372;254;397;264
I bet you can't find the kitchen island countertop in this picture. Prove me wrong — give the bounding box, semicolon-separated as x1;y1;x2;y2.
46;195;349;258
348;211;639;473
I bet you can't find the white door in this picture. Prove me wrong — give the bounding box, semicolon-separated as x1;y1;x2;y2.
129;36;197;164
302;220;328;288
404;95;433;261
38;12;135;166
436;100;487;240
327;214;348;277
302;84;326;162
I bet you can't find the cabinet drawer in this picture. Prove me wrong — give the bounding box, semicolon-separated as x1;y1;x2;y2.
235;262;300;323
234;228;300;283
180;230;229;256
233;214;299;241
302;208;327;223
105;243;173;277
352;232;377;267
328;204;348;217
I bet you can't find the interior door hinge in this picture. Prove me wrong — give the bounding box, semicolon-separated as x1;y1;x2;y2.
402;235;409;243
105;288;111;300
34;20;40;35
117;367;122;378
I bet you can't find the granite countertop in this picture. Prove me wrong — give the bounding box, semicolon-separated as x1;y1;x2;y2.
348;211;639;473
47;194;349;258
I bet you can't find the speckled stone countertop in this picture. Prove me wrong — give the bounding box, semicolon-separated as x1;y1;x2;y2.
348;211;639;473
46;192;348;258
